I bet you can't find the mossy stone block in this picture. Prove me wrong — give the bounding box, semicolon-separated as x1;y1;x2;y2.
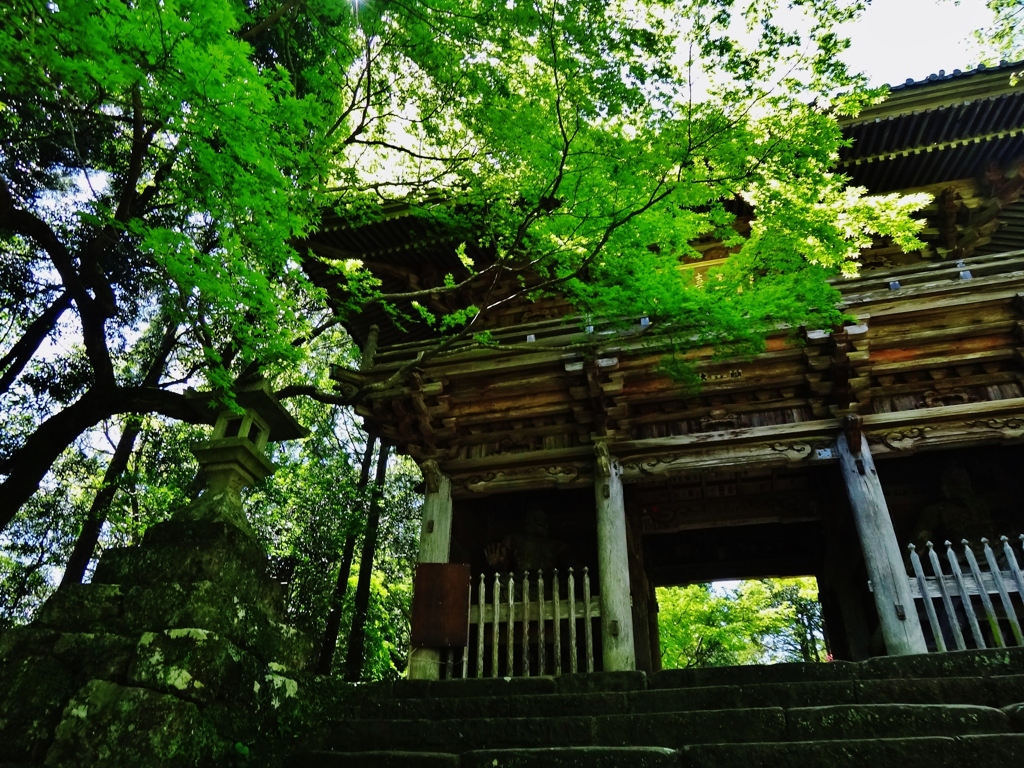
0;627;60;662
0;656;77;762
121;579;310;667
44;679;221;767
129;629;262;705
93;540;283;618
142;519;265;562
52;632;136;684
34;585;124;633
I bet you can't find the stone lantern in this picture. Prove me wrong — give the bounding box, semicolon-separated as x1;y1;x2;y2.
175;381;309;537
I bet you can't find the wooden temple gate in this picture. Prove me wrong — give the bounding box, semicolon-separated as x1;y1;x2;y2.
302;63;1024;677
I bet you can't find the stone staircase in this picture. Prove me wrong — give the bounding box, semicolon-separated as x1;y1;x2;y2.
291;647;1024;767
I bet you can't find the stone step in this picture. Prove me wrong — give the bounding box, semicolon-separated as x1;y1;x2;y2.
597;704;1009;748
290;748;679;768
289;736;1024;767
461;747;680;767
322;703;1015;754
287;751;459;768
681;734;1024;767
660;645;1024;687
294;650;1024;766
360;647;1024;707
786;703;1011;741
352;674;1024;722
324;713;600;754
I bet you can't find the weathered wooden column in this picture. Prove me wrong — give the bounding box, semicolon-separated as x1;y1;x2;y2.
594;444;636;671
836;422;927;656
407;460;453;679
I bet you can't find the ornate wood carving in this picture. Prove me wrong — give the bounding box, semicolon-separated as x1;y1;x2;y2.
866;413;1024;455
919;388;979;408
449;463;591;497
618;438;832;481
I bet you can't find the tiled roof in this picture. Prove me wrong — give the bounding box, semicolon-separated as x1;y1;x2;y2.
887;60;1024;91
838;60;1024;191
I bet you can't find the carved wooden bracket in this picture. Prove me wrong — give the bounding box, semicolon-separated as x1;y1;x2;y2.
421;459;443;494
594;442;612;478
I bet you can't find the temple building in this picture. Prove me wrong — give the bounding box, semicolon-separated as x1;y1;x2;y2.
304;62;1024;679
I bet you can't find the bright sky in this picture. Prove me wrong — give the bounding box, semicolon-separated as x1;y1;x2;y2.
839;0;994;87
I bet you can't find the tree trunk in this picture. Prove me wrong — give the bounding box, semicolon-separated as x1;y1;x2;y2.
315;434;377;675
343;442;390;682
59;418;142;589
0;387;114;531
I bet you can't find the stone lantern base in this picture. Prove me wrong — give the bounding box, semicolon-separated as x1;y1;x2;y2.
0;498;313;766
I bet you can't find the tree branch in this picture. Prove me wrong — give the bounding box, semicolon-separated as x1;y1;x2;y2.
0;175;114;386
0;291;72;396
239;0;307;41
275;384;352;406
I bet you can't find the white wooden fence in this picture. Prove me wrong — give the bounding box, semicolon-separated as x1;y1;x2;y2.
441;567;600;679
907;536;1024;651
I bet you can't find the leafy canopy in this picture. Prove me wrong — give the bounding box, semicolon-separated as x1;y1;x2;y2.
0;1;930;528
330;0;928;357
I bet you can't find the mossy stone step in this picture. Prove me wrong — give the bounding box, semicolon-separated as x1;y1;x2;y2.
287;751;459;767
324;701;1022;754
681;734;1024;767
325;714;597;753
296;649;1024;766
345;648;1024;710
461;747;679;767
784;703;1010;740
854;673;1024;706
591;708;784;748
648;646;1024;689
321;707;786;753
352;674;1024;723
360;691;630;721
290;747;679;768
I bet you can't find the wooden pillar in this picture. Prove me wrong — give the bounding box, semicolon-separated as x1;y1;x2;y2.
647;584;662;672
594;444;636;671
625;508;653;672
408;461;453;680
836;430;927;656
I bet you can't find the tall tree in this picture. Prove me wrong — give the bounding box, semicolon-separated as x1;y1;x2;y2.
2;0;929;534
316;433;376;675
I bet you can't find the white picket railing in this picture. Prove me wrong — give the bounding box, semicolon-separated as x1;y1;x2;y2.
906;535;1024;651
441;567;600;679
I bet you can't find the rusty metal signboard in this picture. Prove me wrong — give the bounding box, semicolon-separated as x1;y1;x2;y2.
410;562;471;648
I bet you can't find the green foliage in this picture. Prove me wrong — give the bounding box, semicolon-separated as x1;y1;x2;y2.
972;0;1024;64
0;415;203;628
245;391;422;681
657;577;827;668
